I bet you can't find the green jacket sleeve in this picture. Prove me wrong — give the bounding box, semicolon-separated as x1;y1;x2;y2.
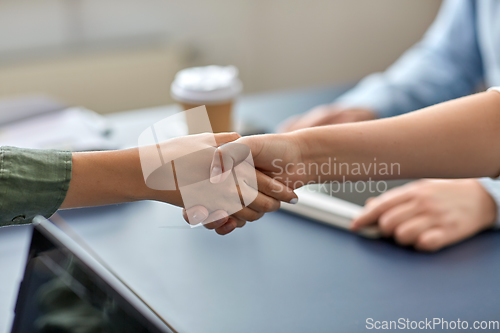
0;147;72;227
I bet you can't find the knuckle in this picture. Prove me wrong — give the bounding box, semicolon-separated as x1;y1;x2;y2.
263;178;276;194
261;201;273;212
245;213;256;222
203;223;216;230
441;215;456;227
246;210;263;222
263;198;279;212
416;196;432;210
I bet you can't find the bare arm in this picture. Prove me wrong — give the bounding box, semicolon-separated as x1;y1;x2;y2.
232;91;500;187
296;91;500;182
60;132;297;235
60;147;179;209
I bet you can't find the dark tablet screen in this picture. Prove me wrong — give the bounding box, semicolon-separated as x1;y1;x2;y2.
11;228;166;333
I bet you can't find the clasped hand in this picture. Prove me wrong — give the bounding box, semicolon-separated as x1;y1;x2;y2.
153;132;299;235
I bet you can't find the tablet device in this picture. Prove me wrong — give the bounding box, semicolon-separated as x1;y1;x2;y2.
11;216;176;333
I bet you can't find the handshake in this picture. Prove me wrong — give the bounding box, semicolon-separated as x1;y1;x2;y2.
61;90;500;250
138;107;300;235
63;90;500;249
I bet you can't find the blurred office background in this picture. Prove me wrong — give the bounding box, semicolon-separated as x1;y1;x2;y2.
0;0;441;113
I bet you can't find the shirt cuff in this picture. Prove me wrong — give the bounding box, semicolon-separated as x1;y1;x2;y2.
487;86;500;94
0;147;72;227
477;178;500;229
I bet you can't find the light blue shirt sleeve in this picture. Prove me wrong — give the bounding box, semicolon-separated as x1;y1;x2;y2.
333;1;500;227
483;87;500;228
478;178;500;228
334;0;484;118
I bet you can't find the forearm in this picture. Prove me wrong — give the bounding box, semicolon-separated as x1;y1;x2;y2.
61;148;182;209
297;91;500;182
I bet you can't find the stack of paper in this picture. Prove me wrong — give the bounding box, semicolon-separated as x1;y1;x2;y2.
0;98;117;151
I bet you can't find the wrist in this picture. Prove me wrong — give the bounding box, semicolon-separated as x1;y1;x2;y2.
129;147;184;207
287;128;331;183
119;148;154;202
289;128;316;165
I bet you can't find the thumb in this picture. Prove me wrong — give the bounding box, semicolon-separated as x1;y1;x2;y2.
210;142;251;184
213;132;241;146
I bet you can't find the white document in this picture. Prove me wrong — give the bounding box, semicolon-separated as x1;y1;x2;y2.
0;95;66;125
0;107;117;151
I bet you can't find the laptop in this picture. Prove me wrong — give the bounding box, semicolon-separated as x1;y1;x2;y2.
11;216;176;333
281;179;411;238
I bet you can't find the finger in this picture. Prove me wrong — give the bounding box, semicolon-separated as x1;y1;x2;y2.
238;168;297;204
415;228;449;252
215;219;237;235
255;170;298;204
215;217;244;235
246;191;281;213
202;210;230;230
416;223;482;252
232;206;265;222
305;113;340;128
234;216;247;228
213;132;241;146
351;187;415;230
365;197;376;205
183;206;209;225
393;216;436;246
377;200;421;236
277;115;302;133
288;108;340;131
286;113;324;132
336;112;365;124
210;142;251;184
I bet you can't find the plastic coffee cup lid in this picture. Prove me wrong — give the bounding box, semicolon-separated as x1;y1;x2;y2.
171;65;243;104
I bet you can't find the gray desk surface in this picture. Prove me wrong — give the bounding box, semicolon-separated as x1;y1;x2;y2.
2;85;500;332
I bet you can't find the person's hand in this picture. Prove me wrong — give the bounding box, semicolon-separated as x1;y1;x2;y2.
175;133;298;235
278;105;376;132
183;168;297;235
351;179;497;251
197;133;307;234
234;133;308;187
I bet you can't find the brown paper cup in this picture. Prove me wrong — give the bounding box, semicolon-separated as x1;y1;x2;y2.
181;102;233;134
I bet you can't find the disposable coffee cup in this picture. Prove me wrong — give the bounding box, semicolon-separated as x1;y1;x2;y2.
171;65;242;134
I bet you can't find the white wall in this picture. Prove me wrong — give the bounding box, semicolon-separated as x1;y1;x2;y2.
0;0;441;95
162;0;442;92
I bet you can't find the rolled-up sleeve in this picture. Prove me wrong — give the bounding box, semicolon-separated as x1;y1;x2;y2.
0;147;72;227
334;0;484;118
